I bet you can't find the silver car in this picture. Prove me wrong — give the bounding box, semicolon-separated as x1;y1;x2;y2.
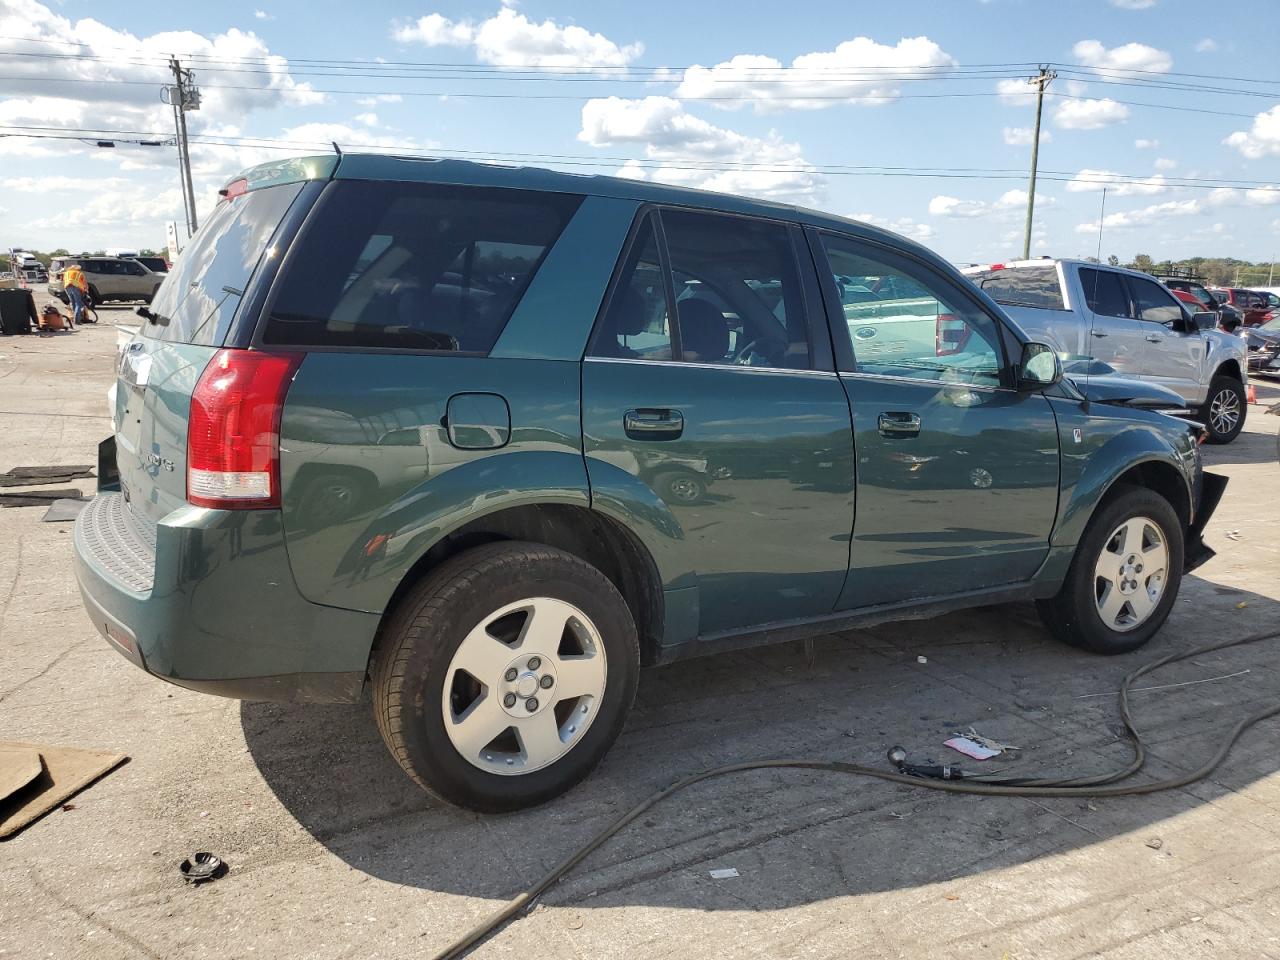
49;256;164;304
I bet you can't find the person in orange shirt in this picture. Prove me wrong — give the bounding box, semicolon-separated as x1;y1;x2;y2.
62;263;88;327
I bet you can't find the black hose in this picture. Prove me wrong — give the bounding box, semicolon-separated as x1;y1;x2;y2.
430;627;1280;960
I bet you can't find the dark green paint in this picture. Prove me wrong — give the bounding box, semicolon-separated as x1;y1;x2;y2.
839;376;1060;607
582;361;856;635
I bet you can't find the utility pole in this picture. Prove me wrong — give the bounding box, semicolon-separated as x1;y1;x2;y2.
1021;65;1056;261
165;57;200;238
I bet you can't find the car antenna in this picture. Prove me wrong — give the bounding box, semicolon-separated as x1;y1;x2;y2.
332;140;342;157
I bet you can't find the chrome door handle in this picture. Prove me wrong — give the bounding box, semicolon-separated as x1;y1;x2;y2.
878;412;921;437
624;408;684;440
1090;330;1109;338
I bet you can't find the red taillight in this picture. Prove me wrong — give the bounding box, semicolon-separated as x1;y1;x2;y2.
989;263;1005;272
936;313;971;356
187;349;302;509
219;178;249;200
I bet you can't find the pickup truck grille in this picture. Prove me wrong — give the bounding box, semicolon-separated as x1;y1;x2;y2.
74;492;156;594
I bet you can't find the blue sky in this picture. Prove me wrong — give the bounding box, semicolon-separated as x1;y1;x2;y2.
2;0;1278;263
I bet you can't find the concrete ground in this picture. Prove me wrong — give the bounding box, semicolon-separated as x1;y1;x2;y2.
1;296;1279;960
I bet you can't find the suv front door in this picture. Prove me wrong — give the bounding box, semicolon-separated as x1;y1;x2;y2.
1125;273;1204;402
812;231;1060;609
1075;267;1148;377
583;209;855;636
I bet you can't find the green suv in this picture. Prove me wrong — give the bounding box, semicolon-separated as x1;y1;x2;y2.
73;155;1225;812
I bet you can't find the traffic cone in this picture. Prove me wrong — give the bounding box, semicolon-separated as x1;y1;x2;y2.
1247;383;1258;405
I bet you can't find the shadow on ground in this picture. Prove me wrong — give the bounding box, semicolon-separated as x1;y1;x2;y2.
242;573;1280;915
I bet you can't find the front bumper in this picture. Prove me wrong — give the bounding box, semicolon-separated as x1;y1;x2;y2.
1185;470;1227;573
73;492;380;703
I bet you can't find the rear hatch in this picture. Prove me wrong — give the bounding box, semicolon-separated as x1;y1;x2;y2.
114;181;307;527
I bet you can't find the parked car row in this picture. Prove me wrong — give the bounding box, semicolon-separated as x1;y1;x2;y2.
75;155;1226;812
960;259;1250;443
47;255;168;305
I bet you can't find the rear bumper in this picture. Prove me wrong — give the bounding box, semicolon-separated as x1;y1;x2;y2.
1185;470;1227;573
72;492;379;703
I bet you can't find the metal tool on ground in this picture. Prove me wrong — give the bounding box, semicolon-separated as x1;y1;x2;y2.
427;627;1280;960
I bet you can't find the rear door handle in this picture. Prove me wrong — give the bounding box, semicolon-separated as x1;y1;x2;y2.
1090;329;1109;338
878;412;921;437
1145;334;1164;343
624;408;684;440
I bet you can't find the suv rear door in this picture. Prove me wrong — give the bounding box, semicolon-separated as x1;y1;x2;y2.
583;208;854;636
812;232;1059;608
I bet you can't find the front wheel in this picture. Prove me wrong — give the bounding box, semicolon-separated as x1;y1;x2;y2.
1036;486;1184;655
1201;375;1246;444
371;542;639;812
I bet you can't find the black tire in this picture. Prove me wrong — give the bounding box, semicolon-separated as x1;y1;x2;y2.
371;541;640;812
1036;485;1184;655
1200;375;1246;444
87;284;102;304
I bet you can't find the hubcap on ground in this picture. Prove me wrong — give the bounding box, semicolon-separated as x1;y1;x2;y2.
1209;389;1240;435
441;597;607;775
1093;516;1169;633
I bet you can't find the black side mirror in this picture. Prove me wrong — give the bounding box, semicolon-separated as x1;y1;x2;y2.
1017;341;1061;391
1192;311;1217;331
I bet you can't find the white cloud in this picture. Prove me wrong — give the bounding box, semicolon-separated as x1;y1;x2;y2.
393;8;642;69
1224;105;1280;159
1134;138;1160;149
997;78;1036;105
1053;98;1130;130
852;213;935;242
1154;157;1176;171
1065;169;1169;196
3;175;127;193
673;36;956;113
253;10;273;20
353;112;379;126
1195;38;1218;53
356;94;403;106
578;96;822;204
1074;198;1201;233
1109;0;1157;7
1072;40;1172;73
1002;126;1051;146
929;189;1049;218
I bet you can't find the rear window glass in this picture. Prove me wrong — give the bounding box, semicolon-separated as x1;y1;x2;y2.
262;181;582;353
1079;268;1131;319
144;182;303;345
971;265;1064;309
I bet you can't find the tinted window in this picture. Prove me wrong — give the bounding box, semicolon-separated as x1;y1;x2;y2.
592;214;672;359
971;265;1064;309
135;257;168;272
1079;268;1130;319
1128;276;1183;324
820;234;1004;386
660;209;809;368
146;182;303;345
263;181;580;352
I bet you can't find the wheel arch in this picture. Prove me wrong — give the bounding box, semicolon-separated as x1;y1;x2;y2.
371;502;667;670
1212;358;1244;385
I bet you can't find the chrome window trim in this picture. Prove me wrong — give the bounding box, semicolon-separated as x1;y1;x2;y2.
838;369;1012;394
583;356;838;379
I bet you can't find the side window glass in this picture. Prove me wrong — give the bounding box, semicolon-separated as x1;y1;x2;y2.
263;182;581;352
661;209;810;368
819;234;1003;387
591;215;672;360
1080;268;1131;319
1128;277;1183;324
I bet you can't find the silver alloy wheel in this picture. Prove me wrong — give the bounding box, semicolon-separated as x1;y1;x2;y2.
441;597;607;775
667;476;702;503
1209;387;1241;436
1093;516;1169;633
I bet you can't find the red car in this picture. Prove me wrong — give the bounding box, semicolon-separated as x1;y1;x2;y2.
1209;287;1271;326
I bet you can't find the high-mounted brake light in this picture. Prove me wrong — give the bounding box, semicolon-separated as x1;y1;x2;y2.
187;349;302;509
218;178;249;200
935;313;971;357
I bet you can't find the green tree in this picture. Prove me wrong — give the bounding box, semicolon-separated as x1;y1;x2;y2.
1130;254;1155;274
1106;255;1120;266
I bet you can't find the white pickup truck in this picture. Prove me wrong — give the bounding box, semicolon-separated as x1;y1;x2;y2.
961;259;1249;443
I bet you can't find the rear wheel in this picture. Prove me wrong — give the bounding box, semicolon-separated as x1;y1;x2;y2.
1201;375;1246;444
1037;486;1183;654
372;542;639;812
